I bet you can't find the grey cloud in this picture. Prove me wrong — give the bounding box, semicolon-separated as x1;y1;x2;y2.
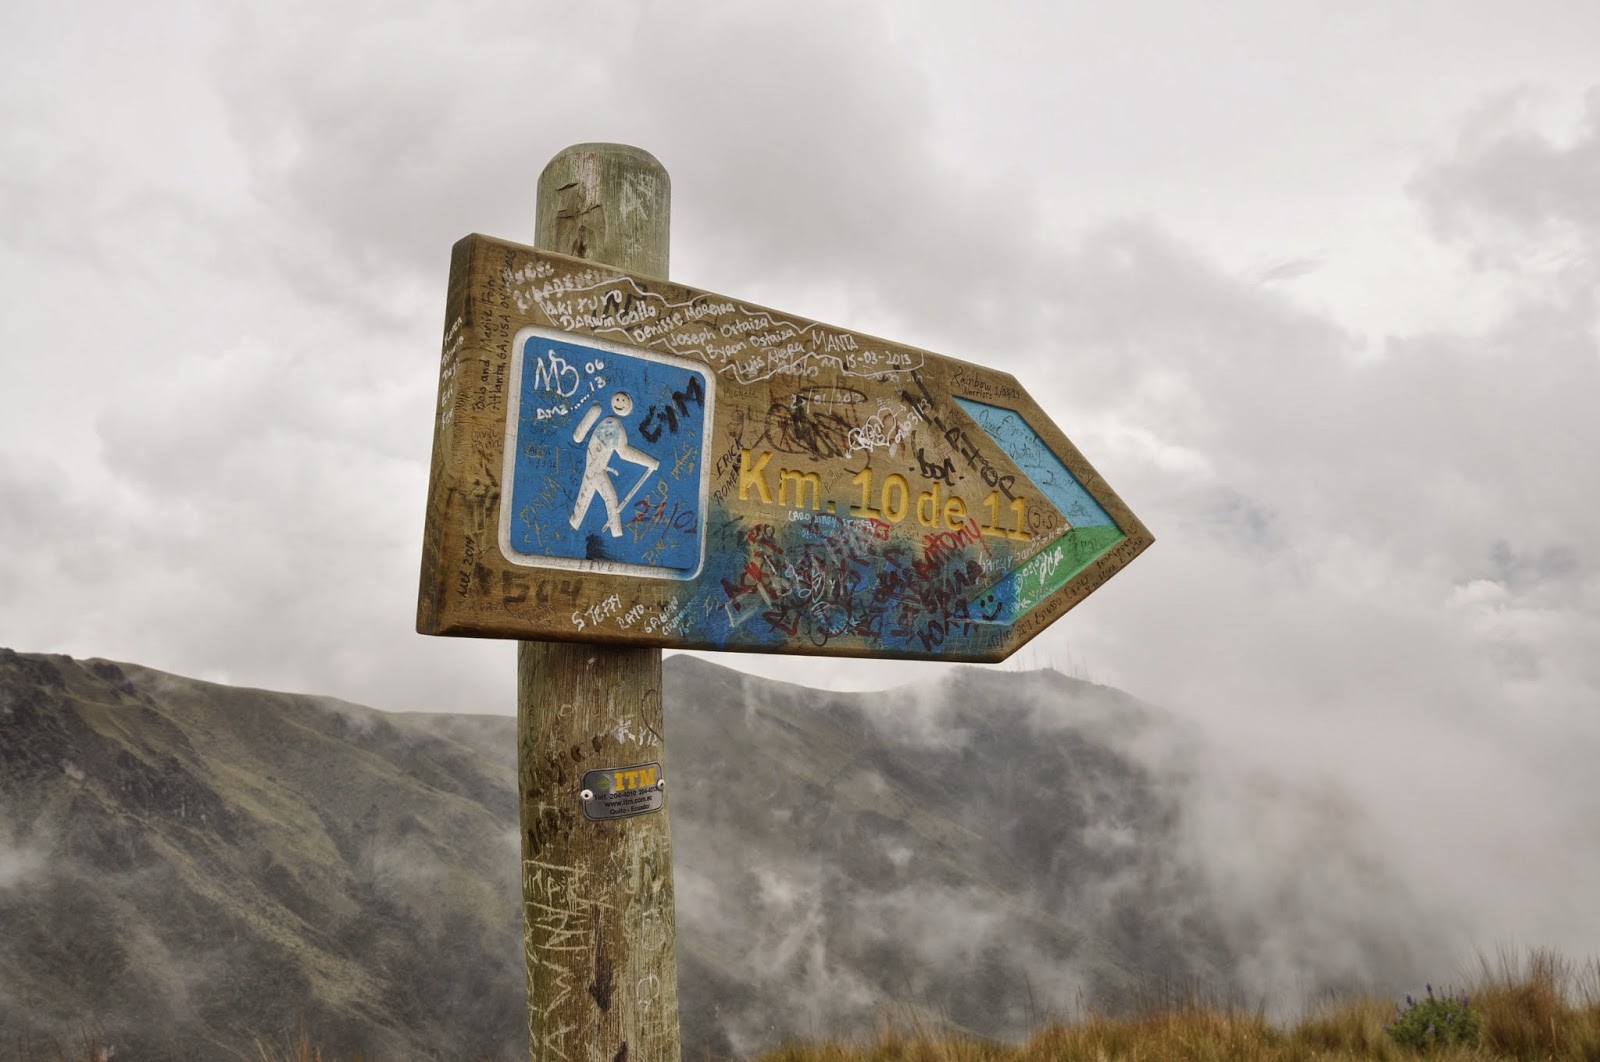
1257;256;1324;283
1490;539;1580;591
208;0;1004;353
1412;88;1600;260
0;346;511;714
212;0;636;291
608;4;944;273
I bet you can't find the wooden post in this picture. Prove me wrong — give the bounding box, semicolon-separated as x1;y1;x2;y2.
518;144;679;1062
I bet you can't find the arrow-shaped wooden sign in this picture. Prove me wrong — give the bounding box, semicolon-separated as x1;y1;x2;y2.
419;233;1152;661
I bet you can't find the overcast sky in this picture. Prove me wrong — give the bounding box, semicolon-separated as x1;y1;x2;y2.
4;0;1600;961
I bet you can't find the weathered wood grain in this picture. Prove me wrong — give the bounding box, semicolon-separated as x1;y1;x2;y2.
517;144;679;1062
418;225;1152;661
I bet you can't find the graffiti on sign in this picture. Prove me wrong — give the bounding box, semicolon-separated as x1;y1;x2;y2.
419;233;1153;660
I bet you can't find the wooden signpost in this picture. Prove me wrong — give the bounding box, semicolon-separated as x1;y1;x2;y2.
419;143;1151;1061
420;244;1151;664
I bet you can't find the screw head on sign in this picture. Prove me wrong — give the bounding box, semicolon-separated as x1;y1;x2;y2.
580;789;594;802
657;779;666;791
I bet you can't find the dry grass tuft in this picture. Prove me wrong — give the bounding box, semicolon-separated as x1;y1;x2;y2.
241;1027;344;1062
1469;947;1600;1060
752;949;1600;1061
9;1027;116;1062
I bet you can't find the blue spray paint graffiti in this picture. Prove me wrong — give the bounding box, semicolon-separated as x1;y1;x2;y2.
691;508;1020;655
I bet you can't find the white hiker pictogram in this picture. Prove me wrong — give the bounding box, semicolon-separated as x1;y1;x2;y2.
569;391;659;537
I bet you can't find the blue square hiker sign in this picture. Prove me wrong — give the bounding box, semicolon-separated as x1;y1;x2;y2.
500;327;714;579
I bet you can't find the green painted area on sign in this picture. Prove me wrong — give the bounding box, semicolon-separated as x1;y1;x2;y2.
1007;524;1127;615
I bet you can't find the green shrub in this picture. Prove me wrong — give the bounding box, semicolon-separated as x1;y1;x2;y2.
1385;983;1482;1051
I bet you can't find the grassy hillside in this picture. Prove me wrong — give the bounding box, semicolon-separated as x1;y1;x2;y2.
752;952;1600;1061
14;952;1599;1060
0;647;526;1060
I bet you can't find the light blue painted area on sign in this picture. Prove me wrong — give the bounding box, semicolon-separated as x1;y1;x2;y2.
954;397;1116;529
502;328;711;578
956;396;1123;625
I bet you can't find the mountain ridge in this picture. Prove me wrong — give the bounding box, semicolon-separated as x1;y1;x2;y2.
1;645;1433;1059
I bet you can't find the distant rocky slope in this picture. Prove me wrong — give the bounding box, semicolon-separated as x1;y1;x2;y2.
0;647;1427;1059
663;657;1240;1057
0;647;524;1059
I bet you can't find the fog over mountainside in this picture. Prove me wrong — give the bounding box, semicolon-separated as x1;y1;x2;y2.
3;647;1457;1058
665;657;1452;1055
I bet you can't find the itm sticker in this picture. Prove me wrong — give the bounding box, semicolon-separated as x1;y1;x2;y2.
580;762;665;821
